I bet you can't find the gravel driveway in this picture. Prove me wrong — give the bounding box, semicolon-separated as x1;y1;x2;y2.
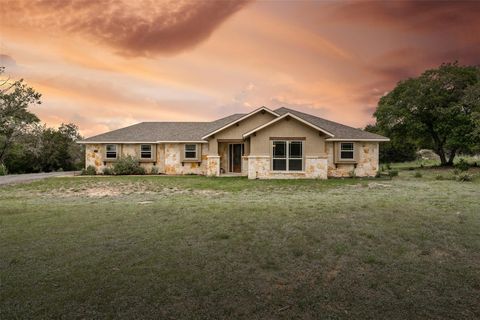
0;171;77;186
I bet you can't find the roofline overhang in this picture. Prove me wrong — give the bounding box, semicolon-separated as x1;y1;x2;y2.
243;112;335;138
201;106;279;140
325;138;390;142
77;140;208;144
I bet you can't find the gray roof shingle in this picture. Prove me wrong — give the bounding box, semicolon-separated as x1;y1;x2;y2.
274;107;388;140
81;113;245;142
80;107;387;142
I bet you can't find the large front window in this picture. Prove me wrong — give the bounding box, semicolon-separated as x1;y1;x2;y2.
140;144;152;159
340;142;354;160
105;144;117;159
272;140;303;171
184;144;197;159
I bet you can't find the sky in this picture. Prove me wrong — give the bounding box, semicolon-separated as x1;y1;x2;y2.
1;0;479;137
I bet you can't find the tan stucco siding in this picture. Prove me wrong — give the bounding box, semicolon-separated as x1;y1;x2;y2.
207;112;276;155
249;117;327;156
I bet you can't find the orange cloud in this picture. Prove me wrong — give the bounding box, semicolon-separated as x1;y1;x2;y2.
1;0;252;56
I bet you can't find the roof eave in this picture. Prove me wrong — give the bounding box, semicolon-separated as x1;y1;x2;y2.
243;112;335;138
201;106;279;140
78;140;208;144
325;138;390;142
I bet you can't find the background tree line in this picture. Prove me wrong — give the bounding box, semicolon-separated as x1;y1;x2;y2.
366;62;480;165
0;67;84;174
2;63;479;174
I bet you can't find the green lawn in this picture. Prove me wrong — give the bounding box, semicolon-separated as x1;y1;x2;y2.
1;170;479;319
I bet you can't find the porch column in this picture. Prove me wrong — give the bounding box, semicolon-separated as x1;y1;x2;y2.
206;155;220;177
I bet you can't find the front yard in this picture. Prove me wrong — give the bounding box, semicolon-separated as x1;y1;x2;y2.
1;169;479;319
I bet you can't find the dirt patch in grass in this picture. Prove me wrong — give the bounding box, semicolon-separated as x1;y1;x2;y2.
30;182;228;198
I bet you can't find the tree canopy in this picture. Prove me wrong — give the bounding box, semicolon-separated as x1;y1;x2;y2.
373;62;480;165
0;68;84;173
0;67;41;163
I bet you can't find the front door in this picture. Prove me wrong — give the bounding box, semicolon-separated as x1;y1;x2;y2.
229;144;243;173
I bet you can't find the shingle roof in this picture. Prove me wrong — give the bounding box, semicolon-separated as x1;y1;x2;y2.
80;107;388;142
274;107;388;140
81;113;245;142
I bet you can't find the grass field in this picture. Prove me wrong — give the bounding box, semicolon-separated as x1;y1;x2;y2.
1;168;479;319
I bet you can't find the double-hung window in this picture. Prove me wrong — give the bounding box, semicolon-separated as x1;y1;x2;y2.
140;144;152;159
105;144;117;159
184;144;197;160
340;142;354;160
272;140;304;171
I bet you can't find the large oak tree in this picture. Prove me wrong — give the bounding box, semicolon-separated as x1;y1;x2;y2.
374;62;480;165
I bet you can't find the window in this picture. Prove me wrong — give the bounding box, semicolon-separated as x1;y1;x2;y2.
272;140;303;171
340;142;354;160
184;144;197;159
140;144;152;159
105;144;117;159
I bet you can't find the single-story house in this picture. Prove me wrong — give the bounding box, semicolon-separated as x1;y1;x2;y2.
78;107;389;179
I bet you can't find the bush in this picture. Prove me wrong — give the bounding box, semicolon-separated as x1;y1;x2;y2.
81;165;97;176
386;163;392;170
150;166;159;175
455;158;470;171
112;156;145;175
414;171;422;178
0;164;7;176
455;172;473;182
102;167;114;175
388;170;399;178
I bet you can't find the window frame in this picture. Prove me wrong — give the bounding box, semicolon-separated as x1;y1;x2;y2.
184;144;198;160
105;144;118;159
271;140;304;172
140;144;153;159
339;142;355;161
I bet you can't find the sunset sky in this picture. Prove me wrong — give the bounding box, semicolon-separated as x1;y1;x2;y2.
1;0;479;137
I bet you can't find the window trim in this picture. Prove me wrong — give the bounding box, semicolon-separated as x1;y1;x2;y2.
140;144;153;159
271;140;304;172
184;144;198;160
105;144;118;159
339;142;355;161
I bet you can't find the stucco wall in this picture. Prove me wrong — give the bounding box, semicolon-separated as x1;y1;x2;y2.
208;112;275;155
249;117;327;156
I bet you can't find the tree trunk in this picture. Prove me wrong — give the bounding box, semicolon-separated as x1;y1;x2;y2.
436;148;447;166
447;149;457;166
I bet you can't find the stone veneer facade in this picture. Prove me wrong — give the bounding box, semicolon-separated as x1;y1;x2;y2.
85;141;379;178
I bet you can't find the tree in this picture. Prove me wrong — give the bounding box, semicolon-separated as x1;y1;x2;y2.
0;67;41;164
365;124;417;163
374;62;480;166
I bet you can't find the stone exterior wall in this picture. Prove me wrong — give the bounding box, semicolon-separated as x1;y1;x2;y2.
164;143;208;175
206;156;220;176
85;144;105;173
241;156;248;176
327;142;379;177
247;155;328;179
247;156;270;179
305;156;328;179
354;142;379;177
218;142;229;174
